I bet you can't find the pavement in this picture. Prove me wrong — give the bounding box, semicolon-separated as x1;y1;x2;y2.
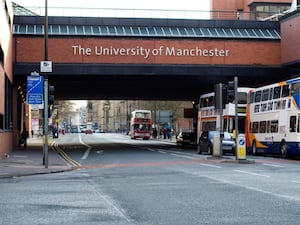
0;137;73;179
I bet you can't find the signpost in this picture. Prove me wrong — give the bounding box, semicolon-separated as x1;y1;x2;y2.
26;73;44;105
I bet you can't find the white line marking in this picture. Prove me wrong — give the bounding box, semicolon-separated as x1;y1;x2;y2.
170;153;197;160
78;133;92;160
263;163;285;168
234;170;270;178
199;163;222;169
292;180;300;184
158;150;167;154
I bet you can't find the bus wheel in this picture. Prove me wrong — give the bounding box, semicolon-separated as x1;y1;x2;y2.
280;141;288;158
252;141;257;155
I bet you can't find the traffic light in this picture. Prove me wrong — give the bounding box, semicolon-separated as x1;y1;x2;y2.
227;81;235;103
214;83;227;109
48;85;55;105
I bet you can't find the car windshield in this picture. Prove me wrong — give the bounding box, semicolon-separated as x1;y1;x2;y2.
208;131;232;140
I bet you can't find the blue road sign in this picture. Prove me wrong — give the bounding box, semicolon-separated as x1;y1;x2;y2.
27;75;44;93
27;93;43;105
27;75;44;104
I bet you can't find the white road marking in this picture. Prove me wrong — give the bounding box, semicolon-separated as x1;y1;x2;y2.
171;153;197;160
199;163;222;169
234;170;270;178
78;133;92;160
158;150;167;154
292;180;300;184
263;163;285;168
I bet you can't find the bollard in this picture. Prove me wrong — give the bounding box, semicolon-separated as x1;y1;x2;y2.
213;135;220;157
237;134;246;160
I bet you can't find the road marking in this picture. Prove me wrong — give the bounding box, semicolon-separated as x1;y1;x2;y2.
158;150;167;154
52;143;81;167
234;170;270;178
292;180;300;184
13;155;27;158
198;163;222;169
263;163;285;168
78;133;92;160
171;153;196;160
203;175;300;203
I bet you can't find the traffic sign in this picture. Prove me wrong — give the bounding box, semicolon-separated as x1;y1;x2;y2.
27;93;43;105
27;74;44;104
40;61;52;73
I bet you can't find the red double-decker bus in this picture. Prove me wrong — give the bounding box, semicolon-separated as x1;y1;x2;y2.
130;110;152;140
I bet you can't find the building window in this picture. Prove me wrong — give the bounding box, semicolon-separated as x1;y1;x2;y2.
5;76;13;130
0;46;3;67
250;3;291;20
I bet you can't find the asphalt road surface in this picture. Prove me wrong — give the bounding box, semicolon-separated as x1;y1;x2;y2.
1;133;300;225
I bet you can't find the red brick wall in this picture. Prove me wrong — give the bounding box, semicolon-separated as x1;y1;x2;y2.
14;37;281;66
281;14;300;65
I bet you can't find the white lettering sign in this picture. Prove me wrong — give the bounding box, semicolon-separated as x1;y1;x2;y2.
71;45;229;59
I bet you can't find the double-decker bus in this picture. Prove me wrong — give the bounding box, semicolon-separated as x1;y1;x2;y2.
246;77;300;158
197;87;251;141
130;110;152;140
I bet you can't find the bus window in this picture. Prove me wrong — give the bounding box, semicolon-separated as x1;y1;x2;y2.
255;90;262;102
270;120;279;133
282;85;290;97
290;116;296;132
269;88;273;100
252;122;259;133
200;96;214;108
250;92;255;103
259;121;266;133
237;92;247;104
291;83;300;96
298;115;300;133
262;89;269;101
273;86;281;99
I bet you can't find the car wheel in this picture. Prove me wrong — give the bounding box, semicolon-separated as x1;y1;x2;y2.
252;141;257;155
280;141;288;159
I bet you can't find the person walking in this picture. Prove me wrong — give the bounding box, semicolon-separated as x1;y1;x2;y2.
21;128;29;149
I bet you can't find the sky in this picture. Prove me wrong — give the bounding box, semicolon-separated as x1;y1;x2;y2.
13;0;211;19
13;0;210;11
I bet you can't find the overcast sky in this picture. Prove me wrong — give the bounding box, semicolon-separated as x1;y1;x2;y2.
13;0;211;19
13;0;210;11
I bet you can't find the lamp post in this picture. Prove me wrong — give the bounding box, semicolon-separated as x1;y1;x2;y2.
43;0;49;168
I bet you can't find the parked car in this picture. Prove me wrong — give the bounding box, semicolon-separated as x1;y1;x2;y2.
84;129;93;134
176;132;196;149
197;131;236;155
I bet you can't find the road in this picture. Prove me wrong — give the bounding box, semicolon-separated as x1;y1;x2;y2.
1;133;300;225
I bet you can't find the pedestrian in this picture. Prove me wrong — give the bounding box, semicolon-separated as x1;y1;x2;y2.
21;128;29;149
153;127;157;139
